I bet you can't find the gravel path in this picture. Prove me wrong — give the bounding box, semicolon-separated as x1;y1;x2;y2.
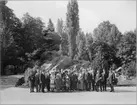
0;87;136;104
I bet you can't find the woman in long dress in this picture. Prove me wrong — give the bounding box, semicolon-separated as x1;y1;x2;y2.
82;71;85;91
55;72;62;92
77;72;84;91
95;70;102;92
74;72;78;91
65;74;70;91
50;72;55;92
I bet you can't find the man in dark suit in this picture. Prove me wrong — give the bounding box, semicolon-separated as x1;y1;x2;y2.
45;72;50;92
73;72;78;91
83;71;88;91
107;69;116;92
35;69;41;92
69;72;73;91
87;69;92;91
40;70;46;93
101;69;107;91
91;70;95;91
83;68;92;91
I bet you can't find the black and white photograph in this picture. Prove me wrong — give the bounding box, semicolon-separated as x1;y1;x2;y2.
0;0;136;104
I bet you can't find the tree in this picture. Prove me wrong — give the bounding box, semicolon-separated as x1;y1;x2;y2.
28;31;61;65
20;13;45;51
90;41;116;74
66;0;79;59
60;32;69;56
56;18;63;35
117;31;136;64
56;18;69;56
0;1;23;75
92;21;122;69
7;13;47;74
0;1;21;50
109;25;122;46
47;18;55;32
93;21;122;46
117;30;136;76
77;31;87;60
126;61;136;77
85;33;93;61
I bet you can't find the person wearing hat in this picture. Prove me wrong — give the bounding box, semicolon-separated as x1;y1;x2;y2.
40;70;46;93
45;72;50;92
95;70;102;92
62;70;69;91
83;69;88;91
74;72;78;91
101;69;107;91
55;71;62;92
35;68;41;92
78;69;84;91
28;67;36;93
61;70;66;91
50;71;55;92
65;71;70;92
90;69;95;91
69;70;73;91
77;72;81;91
107;69;116;92
87;68;92;91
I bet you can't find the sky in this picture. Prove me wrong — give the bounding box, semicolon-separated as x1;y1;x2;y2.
7;0;136;34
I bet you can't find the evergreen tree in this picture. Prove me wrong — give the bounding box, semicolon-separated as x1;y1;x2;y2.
56;18;63;35
77;31;86;60
56;19;69;56
60;32;69;56
85;33;93;61
66;0;79;59
47;18;55;32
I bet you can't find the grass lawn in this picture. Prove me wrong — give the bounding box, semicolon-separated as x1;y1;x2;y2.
0;75;24;90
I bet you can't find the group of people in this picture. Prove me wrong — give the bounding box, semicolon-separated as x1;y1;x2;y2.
28;66;116;93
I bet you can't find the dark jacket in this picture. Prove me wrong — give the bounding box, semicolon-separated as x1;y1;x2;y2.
91;72;95;81
83;72;88;82
101;73;105;82
41;73;46;84
28;71;36;82
86;73;92;82
35;73;41;85
28;74;35;82
45;74;50;84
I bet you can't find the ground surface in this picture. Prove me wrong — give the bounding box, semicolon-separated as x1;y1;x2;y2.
0;87;136;104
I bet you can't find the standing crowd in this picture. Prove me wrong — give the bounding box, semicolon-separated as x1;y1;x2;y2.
28;66;117;93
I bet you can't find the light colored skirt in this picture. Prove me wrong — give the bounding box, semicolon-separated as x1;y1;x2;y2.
50;79;55;89
55;78;62;90
77;80;84;90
